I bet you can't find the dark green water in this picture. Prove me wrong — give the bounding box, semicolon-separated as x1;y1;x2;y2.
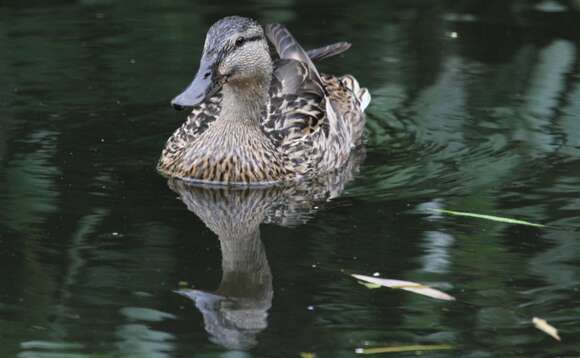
2;1;580;357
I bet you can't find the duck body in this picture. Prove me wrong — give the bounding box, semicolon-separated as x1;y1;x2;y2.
157;16;370;186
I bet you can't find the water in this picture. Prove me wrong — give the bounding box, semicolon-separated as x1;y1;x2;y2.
1;1;580;356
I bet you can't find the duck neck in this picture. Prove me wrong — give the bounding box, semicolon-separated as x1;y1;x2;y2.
220;77;270;126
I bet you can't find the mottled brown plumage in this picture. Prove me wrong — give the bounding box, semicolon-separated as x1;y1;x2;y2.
157;16;370;186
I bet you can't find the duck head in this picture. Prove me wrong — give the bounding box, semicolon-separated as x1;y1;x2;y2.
171;16;272;110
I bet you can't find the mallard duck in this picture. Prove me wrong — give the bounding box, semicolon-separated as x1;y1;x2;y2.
157;16;370;185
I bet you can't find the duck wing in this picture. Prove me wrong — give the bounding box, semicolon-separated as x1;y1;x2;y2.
265;24;326;96
306;42;351;61
266;24;319;69
264;24;339;176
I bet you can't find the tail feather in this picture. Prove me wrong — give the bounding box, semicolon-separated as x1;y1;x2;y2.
358;88;371;111
341;75;371;112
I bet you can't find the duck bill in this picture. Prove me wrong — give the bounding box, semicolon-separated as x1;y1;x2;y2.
171;58;222;110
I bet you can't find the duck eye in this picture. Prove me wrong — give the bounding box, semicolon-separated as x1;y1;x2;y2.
235;36;245;47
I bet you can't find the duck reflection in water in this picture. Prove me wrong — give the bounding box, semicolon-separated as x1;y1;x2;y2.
168;149;364;350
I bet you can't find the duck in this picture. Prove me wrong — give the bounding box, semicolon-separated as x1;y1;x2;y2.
157;16;371;186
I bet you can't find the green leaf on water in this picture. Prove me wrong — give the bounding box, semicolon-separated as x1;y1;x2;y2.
355;344;453;354
431;209;545;227
299;353;317;358
357;281;382;289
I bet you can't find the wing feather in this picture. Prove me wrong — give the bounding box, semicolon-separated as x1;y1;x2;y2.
306;42;351;61
265;24;325;95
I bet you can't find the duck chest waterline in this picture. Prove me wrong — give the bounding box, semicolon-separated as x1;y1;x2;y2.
158;85;290;185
